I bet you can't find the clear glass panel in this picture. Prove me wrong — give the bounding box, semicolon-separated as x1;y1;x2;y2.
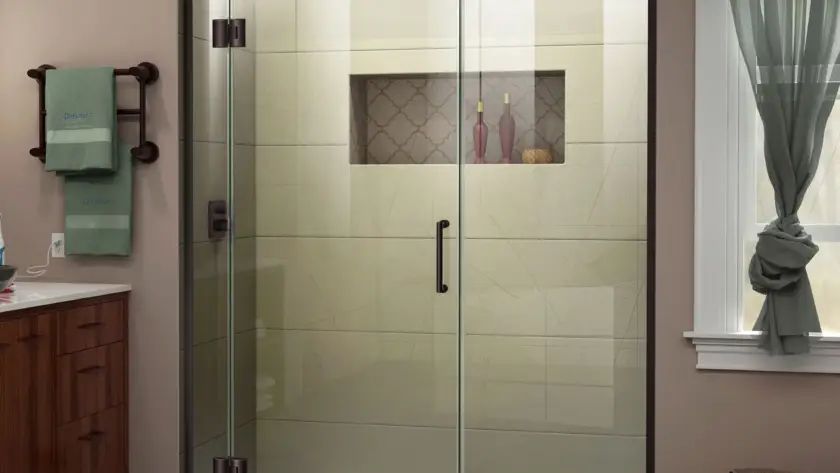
229;0;258;465
189;0;233;471
460;2;648;473
239;0;462;472
217;1;649;472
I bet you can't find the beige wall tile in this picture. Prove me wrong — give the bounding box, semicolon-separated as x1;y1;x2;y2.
281;0;645;52
257;330;458;426
350;165;458;238
464;239;640;288
194;38;228;143
235;331;258;426
296;0;457;51
463;144;645;240
256;237;376;330
192;0;226;42
256;146;458;238
192;141;226;243
546;375;644;435
192;434;226;473
473;0;647;48
473;45;647;144
233;50;256;145
464;428;644;473
191;422;255;473
193;339;228;447
234;237;258;333
256;146;352;237
193;241;227;345
254;418;643;473
463;285;547;336
257;420;457;473
255;0;296;52
234;421;258;465
462;240;642;338
256;52;350;145
232;0;256;52
604;0;648;44
464;336;546;428
234;145;257;239
256;237;457;333
256;53;297;144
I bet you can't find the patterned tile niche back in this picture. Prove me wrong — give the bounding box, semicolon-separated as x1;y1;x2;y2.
353;74;566;164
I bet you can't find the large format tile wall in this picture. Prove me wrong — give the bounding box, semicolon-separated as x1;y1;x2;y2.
253;1;647;473
190;0;258;470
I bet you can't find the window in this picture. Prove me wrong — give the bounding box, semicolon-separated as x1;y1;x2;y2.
687;0;840;373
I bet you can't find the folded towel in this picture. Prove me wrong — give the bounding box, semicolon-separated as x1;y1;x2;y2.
64;142;133;256
45;67;116;174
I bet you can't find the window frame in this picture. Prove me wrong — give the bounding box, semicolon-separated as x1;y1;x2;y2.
686;0;840;374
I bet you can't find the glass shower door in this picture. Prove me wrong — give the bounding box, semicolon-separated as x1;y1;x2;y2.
460;2;649;473
209;0;651;472
226;0;463;472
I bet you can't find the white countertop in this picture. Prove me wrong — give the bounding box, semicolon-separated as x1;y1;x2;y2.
0;282;131;313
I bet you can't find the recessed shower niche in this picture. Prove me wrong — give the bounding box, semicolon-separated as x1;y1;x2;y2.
350;71;566;165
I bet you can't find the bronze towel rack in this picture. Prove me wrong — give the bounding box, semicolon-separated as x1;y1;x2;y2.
26;62;160;164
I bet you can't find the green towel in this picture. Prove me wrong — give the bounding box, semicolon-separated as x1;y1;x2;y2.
64;142;133;256
45;67;116;174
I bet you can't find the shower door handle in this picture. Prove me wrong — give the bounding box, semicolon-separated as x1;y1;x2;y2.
436;220;450;294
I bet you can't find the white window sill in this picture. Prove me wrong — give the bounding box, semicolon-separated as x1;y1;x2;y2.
684;332;840;374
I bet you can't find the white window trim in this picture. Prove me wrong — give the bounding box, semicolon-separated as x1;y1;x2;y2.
687;0;840;374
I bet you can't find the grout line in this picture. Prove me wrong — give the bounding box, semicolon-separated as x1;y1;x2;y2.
252;41;650;55
249;142;648;148
253;235;647;242
192;328;258;349
252;418;646;439
258;327;646;341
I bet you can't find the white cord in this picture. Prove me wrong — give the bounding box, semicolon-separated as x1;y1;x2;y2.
16;243;52;279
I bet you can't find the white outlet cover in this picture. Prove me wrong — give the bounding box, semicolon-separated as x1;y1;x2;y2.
51;233;65;258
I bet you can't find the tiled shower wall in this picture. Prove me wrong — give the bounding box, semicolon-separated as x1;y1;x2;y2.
253;2;648;473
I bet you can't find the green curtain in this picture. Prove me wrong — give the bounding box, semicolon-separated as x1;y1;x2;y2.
730;0;840;354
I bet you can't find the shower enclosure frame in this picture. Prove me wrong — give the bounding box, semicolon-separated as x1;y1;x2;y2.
179;1;659;471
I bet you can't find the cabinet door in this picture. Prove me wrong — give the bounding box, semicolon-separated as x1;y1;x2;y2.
0;314;54;473
57;406;125;473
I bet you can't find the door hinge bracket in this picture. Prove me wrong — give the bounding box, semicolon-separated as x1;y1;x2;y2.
212;19;246;48
213;457;248;473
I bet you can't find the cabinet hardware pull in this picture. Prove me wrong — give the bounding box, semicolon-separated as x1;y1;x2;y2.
77;321;103;329
78;430;105;441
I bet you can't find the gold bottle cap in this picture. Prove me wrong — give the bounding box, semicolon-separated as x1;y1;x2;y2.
477;100;484;113
504;93;510;104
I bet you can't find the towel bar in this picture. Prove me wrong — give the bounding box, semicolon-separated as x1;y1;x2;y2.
26;62;160;164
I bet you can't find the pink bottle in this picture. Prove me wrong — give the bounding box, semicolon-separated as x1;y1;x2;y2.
474;100;488;164
498;93;516;163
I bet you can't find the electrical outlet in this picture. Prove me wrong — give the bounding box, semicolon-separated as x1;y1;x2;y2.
51;233;65;258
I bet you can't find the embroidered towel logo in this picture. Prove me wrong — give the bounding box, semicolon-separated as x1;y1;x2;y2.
64;112;93;121
83;198;112;206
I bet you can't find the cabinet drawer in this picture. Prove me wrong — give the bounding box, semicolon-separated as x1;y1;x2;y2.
57;406;125;473
57;343;125;425
58;301;125;355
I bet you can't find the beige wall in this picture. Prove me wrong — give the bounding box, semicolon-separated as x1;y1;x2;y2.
655;1;840;473
0;1;180;472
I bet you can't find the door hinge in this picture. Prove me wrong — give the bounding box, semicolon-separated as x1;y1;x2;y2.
208;200;229;240
213;457;248;473
212;19;246;48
